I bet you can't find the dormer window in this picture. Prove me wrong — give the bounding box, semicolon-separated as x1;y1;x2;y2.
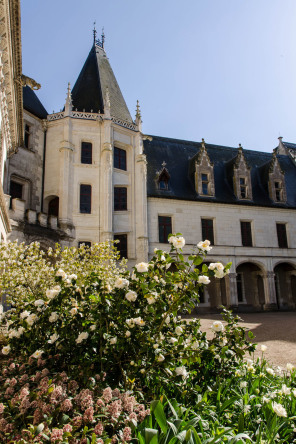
194;139;215;197
268;151;287;203
233;145;252;201
157;162;170;191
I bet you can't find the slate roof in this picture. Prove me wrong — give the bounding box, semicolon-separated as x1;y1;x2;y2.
23;86;48;119
71;43;133;122
143;135;296;209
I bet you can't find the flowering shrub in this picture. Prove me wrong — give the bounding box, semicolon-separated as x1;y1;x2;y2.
0;357;149;443
0;240;126;305
1;235;249;395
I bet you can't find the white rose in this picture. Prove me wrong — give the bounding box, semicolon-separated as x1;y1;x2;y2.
90;325;96;331
133;317;145;326
20;310;30;319
214;269;225;279
76;332;89;344
130;361;135;366
48;333;59;344
198;275;211;285
49;312;58;323
240;381;248;388
197;240;212;252
68;274;77;281
26;314;37;326
114;278;129;289
191;341;199;350
70;307;78;316
292;389;296;397
34;299;44;307
175;366;188;379
272;402;287;417
281;384;291;395
168;236;177;244
169;337;178;345
175;326;183;336
8;329;18;338
153;343;159;349
147;296;156;305
18;327;25;336
211;321;224;332
110;337;117;345
261;345;267;352
287;363;294;371
2;345;11;355
56;269;67;279
125;331;131;337
266;367;275;376
32;349;43;359
172;237;185;250
125;291;137;302
209;263;217;270
126;319;135;328
135;262;149;273
157;354;165;362
165;316;170;325
46;285;61;300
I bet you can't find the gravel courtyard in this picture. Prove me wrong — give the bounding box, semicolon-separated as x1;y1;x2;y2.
199;312;296;368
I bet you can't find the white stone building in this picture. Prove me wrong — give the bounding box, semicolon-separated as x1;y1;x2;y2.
5;34;296;312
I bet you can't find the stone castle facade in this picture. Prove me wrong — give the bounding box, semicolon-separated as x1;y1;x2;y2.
2;29;296;312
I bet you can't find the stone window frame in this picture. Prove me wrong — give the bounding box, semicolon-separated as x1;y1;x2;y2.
81;141;93;165
194;140;215;197
240;220;253;247
114;146;127;171
158;215;173;244
268;151;287;203
201;217;215;245
276;222;288;248
233;146;252;201
79;183;92;214
9;174;31;209
114;186;128;211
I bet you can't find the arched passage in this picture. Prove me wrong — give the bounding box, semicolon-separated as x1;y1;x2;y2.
44;195;59;217
236;262;266;310
198;263;230;310
274;262;296;309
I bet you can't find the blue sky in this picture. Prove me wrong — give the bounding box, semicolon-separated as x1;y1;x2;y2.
21;0;296;152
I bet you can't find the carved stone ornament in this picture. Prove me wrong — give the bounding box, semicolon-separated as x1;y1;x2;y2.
233;145;252;200
195;139;215;196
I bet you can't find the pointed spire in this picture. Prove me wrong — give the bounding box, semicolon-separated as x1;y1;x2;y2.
101;27;105;49
135;100;142;131
65;82;72;116
201;138;206;150
93;21;97;46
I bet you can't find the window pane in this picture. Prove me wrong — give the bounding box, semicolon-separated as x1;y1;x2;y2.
201;219;214;245
114;234;128;259
202;182;208;195
81;142;92;164
114;187;127;211
114;147;127;170
80;184;91;213
276;223;288;248
241;221;252;247
201;174;208;182
158;216;172;243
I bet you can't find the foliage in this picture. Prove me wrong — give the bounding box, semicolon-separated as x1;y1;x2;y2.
0;240;126;305
0;357;148;443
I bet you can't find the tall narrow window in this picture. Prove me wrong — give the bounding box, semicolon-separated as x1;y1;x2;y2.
276;223;288;248
239;177;247;199
10;180;23;200
114;234;128;259
24;124;30;149
201;219;214;245
81;142;92;164
274;181;282;202
201;173;209;195
114;187;127;211
114;147;127;170
158;216;172;243
80;184;91;213
241;221;252;247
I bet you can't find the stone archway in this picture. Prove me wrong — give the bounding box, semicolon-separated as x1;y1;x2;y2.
236;262;266;310
198;262;230;311
44;195;59;217
274;262;296;309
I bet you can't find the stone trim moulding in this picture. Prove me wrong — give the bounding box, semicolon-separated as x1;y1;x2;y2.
47;111;137;131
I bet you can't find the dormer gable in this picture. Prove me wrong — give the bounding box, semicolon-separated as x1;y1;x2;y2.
233;144;252;200
194;139;215;197
268;150;287;203
156;161;170;190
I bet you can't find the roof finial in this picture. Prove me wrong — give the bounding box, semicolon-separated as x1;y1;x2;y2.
136;100;141;119
93;21;97;46
65;82;72;116
101;27;105;49
162;161;167;168
201;138;206;150
238;143;243;152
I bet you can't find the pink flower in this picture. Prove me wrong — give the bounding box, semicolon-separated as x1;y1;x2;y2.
83;406;94;423
0;403;4;414
68;380;79;393
122;426;132;441
72;416;83;427
50;428;63;442
61;398;73;412
96;398;105;409
9;363;15;370
102;387;113;403
63;424;72;433
94;422;104;436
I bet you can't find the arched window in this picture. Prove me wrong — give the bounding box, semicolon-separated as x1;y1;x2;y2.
48;197;59;217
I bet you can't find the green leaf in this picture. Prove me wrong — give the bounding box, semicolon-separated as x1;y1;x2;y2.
238;413;244;433
248;331;254;339
151;401;168;433
144;428;159;443
193;257;203;266
35;423;44;435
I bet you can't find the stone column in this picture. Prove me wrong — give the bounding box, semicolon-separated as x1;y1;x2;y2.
228;272;238;309
135;151;148;262
100;116;113;242
262;271;278;311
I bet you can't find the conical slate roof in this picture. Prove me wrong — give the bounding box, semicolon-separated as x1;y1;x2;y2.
71;43;133;123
